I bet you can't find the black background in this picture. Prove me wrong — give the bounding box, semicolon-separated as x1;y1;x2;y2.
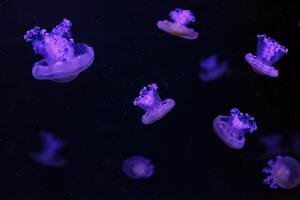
0;0;300;199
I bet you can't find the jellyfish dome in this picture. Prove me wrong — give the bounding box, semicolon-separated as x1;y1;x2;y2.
157;8;199;40
245;34;288;77
199;54;228;82
213;108;257;149
30;132;65;167
24;19;94;83
122;156;154;179
263;156;300;189
133;83;175;125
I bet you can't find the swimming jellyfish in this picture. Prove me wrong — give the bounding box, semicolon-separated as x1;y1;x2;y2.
122;156;154;179
245;34;288;77
157;8;199;40
199;54;228;82
258;133;288;159
263;155;300;189
133;83;175;125
30;132;65;167
213;108;257;149
24;18;94;82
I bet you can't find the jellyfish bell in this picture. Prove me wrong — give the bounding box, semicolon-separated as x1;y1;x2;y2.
24;19;94;83
157;8;198;40
133;83;175;125
122;156;154;179
263;156;300;189
213;108;257;149
245;34;288;77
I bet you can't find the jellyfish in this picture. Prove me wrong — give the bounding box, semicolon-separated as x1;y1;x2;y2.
30;132;65;167
122;156;154;179
258;133;288;159
199;54;228;82
24;18;94;83
157;8;199;40
245;34;288;77
213;108;257;149
133;83;175;125
263;155;300;189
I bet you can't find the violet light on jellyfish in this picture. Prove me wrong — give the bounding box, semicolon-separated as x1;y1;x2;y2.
213;108;257;149
263;155;300;189
245;34;288;77
199;54;228;82
157;8;198;40
133;83;175;125
24;19;94;83
122;156;154;179
30;132;65;167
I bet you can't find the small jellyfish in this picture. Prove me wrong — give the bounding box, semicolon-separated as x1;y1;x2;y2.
24;19;94;83
263;155;300;189
157;8;199;40
133;83;175;125
122;156;154;179
199;54;228;82
213;108;257;149
30;132;65;167
245;34;288;77
258;133;288;159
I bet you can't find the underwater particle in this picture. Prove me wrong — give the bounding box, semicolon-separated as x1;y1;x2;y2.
263;155;300;189
199;54;228;82
245;34;288;77
30;132;65;167
133;83;175;125
213;108;257;149
24;18;94;83
157;8;198;40
122;156;154;179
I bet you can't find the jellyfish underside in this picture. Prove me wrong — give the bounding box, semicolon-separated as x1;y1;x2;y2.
157;20;198;40
245;53;278;77
122;156;154;179
213;115;246;149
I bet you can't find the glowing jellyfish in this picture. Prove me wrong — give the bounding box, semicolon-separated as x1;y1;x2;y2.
122;156;154;179
24;19;94;83
213;108;257;149
263;155;300;189
199;54;228;82
245;34;288;77
258;133;288;159
30;132;65;167
133;83;175;125
157;8;199;40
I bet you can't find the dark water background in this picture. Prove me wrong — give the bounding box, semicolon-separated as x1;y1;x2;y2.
0;0;300;199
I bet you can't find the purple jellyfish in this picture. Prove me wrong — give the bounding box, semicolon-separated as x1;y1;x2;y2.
213;108;257;149
258;134;288;159
133;83;175;125
30;132;65;167
245;34;288;77
157;8;199;40
263;155;300;189
24;19;94;83
199;54;228;82
122;156;154;179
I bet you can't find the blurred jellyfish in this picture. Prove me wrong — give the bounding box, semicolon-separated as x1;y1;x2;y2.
133;83;175;125
24;19;94;83
213;108;257;149
122;156;154;179
289;132;300;156
263;155;300;189
258;133;288;159
31;132;65;167
157;8;198;40
199;54;228;82
245;34;288;77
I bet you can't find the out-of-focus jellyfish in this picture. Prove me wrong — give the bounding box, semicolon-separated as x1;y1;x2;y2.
122;156;154;179
157;8;199;40
133;83;175;125
258;133;288;159
289;132;300;156
263;155;300;189
199;54;228;82
245;34;288;77
213;108;257;149
31;132;65;167
24;19;94;83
